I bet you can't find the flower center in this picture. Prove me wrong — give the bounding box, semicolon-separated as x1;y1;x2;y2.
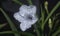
18;13;33;20
27;15;32;20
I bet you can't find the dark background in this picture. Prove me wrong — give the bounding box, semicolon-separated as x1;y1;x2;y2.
0;0;60;36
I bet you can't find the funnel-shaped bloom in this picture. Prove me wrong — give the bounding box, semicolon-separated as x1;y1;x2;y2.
14;5;38;31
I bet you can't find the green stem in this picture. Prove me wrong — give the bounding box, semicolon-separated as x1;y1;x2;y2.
46;7;49;15
41;6;45;30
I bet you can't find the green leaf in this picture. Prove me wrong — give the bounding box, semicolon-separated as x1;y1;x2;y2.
0;31;14;34
0;8;20;36
0;31;34;36
13;0;23;5
41;6;45;30
0;23;7;29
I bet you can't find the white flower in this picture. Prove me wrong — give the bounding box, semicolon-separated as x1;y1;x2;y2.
14;5;38;31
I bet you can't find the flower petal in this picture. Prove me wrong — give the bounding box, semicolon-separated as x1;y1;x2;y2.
20;23;31;31
19;5;37;16
14;12;25;22
28;5;37;14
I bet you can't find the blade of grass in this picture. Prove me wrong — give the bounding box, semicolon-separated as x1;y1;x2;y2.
40;5;45;36
0;23;7;29
13;0;23;5
27;0;33;5
13;31;35;36
0;31;14;34
0;8;20;36
42;1;60;30
37;17;42;27
52;27;60;36
0;31;34;36
41;6;45;30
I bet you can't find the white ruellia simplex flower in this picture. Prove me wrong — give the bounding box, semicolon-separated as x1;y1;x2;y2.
14;5;38;31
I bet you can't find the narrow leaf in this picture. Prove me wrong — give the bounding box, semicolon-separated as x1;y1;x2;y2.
0;23;7;29
13;0;23;5
0;8;20;36
41;6;45;30
42;1;60;30
0;31;34;36
0;31;13;34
